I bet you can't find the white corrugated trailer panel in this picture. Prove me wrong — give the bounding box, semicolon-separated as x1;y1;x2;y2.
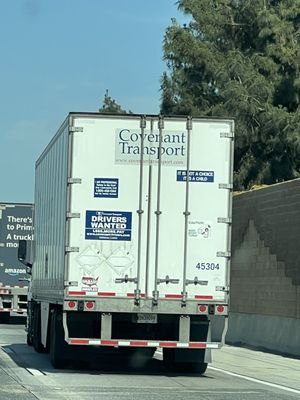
32;119;69;300
65;114;233;301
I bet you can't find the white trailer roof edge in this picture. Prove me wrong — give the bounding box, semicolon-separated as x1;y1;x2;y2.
69;112;235;125
0;203;33;207
36;115;70;168
36;113;235;168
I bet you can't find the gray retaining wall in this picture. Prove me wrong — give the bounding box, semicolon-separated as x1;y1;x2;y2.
228;179;300;356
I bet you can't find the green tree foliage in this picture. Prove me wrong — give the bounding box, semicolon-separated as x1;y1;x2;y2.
99;90;130;114
161;0;300;189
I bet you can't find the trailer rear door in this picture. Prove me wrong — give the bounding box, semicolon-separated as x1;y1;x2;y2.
66;115;233;303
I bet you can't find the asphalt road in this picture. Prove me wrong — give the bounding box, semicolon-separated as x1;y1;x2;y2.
0;321;299;400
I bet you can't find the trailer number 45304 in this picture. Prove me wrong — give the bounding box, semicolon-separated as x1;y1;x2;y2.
196;263;219;270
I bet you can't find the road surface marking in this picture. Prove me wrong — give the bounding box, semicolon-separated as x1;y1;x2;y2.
1;347;14;354
208;366;300;395
26;368;45;376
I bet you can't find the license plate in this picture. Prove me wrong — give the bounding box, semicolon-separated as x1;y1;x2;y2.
136;313;157;324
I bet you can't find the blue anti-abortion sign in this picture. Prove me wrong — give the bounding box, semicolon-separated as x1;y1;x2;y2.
85;210;132;241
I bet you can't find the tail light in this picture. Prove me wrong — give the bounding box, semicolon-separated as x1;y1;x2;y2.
85;301;95;310
215;304;228;315
67;300;77;309
198;304;208;314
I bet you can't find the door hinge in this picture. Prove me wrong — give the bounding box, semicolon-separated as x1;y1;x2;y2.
217;251;231;258
66;212;80;219
220;131;234;139
219;183;233;190
216;285;230;293
64;281;78;287
217;217;232;224
68;178;82;184
69;126;83;133
65;246;79;253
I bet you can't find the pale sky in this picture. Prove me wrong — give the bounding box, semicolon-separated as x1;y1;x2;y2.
0;0;186;203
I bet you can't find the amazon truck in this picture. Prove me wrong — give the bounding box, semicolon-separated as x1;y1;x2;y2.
19;113;234;372
0;202;33;319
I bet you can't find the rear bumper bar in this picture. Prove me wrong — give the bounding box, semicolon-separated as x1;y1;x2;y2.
67;338;221;349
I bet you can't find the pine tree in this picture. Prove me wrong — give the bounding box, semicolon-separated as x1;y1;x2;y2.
99;90;129;114
161;0;300;189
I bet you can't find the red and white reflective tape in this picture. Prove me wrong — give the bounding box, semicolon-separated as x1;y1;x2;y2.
0;290;10;294
68;291;215;300
68;291;116;297
68;338;220;349
165;294;214;300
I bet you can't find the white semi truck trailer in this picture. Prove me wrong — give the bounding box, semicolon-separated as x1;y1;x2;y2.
19;113;234;372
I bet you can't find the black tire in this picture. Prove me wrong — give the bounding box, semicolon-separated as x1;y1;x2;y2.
0;313;10;323
26;332;33;346
163;347;175;370
192;361;208;374
32;303;46;353
163;348;207;375
26;302;33;346
50;309;69;369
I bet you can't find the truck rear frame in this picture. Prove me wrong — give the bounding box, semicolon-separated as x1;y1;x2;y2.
26;113;234;372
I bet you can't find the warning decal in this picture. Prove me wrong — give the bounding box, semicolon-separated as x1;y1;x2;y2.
85;211;132;241
177;170;214;183
94;178;119;198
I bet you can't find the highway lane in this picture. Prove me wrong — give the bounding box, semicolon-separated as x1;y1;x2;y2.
0;323;299;400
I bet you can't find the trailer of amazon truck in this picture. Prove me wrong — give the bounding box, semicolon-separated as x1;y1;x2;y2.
0;202;33;319
26;113;234;372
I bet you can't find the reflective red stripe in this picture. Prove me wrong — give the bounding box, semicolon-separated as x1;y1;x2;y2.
70;339;89;345
97;292;116;297
130;341;148;347
189;342;206;348
127;293;145;298
194;295;213;299
68;291;86;296
159;341;177;347
101;340;118;346
165;294;182;299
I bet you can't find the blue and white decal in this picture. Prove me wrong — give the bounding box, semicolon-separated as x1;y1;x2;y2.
94;178;119;198
85;211;132;241
177;170;214;183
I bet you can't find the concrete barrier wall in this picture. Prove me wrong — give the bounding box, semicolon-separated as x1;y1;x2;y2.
228;179;300;356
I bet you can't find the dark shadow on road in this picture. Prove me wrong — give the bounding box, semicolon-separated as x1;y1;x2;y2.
2;343;213;379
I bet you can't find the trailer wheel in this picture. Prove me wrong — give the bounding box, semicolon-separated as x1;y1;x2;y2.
32;303;46;353
26;301;33;346
163;348;207;375
50;309;69;369
27;332;33;346
0;313;9;323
